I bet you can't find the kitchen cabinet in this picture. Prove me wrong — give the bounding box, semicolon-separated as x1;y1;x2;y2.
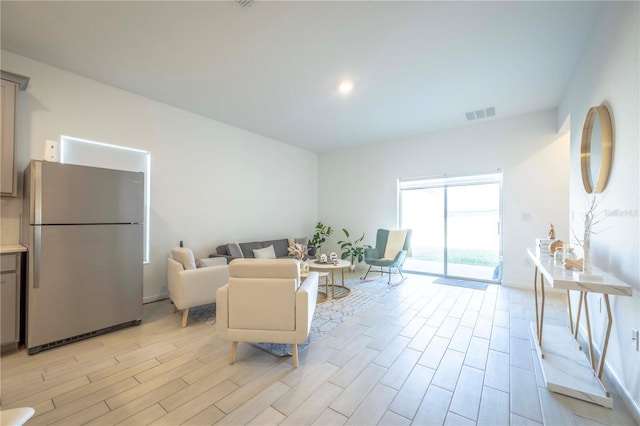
1;71;29;197
1;251;22;354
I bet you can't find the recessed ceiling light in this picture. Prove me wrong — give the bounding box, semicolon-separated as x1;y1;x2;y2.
338;80;354;95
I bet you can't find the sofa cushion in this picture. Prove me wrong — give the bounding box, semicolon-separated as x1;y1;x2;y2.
253;245;277;259
227;242;244;258
262;239;289;258
239;241;263;258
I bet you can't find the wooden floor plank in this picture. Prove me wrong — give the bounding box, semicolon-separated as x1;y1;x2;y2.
510;365;543;423
90;379;188;425
280;381;343;426
485;349;510;393
272;361;340;416
214;381;290;426
387;364;435;419
412;384;453;426
448;365;484;421
477;386;510;426
379;348;421;390
345;383;397;425
431;349;465;392
329;363;387;418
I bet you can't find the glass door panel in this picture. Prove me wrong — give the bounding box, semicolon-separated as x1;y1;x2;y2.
400;187;444;275
446;183;501;280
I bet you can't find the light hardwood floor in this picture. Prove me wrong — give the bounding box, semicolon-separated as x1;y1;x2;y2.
1;273;637;425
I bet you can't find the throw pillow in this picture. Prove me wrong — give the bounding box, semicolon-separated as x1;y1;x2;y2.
171;247;197;270
197;257;227;267
253;245;276;259
227;242;244;258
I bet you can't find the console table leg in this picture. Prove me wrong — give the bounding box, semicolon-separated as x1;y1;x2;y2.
539;271;546;346
574;292;584;341
567;290;574;335
583;293;596;370
598;294;613;379
534;266;540;344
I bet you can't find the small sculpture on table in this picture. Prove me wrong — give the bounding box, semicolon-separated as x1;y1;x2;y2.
548;223;556;240
319;253;328;263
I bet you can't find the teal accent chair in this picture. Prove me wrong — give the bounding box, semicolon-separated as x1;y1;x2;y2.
362;229;412;284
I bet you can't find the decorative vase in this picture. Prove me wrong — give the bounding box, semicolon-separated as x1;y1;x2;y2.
300;260;309;272
582;231;591;274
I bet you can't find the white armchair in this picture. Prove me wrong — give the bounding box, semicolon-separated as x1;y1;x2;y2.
167;247;229;327
216;258;319;368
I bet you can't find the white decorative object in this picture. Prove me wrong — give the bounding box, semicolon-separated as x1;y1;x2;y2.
300;260;309;272
319;253;328;263
573;195;604;276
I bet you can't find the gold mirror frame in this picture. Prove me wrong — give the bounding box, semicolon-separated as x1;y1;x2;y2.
580;105;613;194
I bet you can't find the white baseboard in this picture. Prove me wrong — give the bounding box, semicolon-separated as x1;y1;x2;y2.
575;324;640;424
502;280;530;289
143;293;169;304
502;280;565;294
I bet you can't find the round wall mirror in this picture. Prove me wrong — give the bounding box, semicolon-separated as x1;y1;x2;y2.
580;105;613;193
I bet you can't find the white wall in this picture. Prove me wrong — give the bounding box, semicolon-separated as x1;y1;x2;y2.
557;2;640;417
318;108;570;287
0;50;318;302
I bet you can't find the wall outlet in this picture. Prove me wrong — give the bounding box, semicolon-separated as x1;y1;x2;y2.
632;329;639;352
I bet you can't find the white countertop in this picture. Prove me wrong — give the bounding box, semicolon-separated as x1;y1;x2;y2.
0;244;27;254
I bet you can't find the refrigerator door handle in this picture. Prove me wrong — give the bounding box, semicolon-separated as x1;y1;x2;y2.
34;226;41;289
34;161;42;225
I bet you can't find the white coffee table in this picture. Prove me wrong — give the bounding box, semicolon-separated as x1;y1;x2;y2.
308;259;351;299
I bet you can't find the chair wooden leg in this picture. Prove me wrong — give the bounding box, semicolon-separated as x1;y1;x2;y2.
229;342;239;364
181;309;189;327
172;304;177;313
291;344;299;368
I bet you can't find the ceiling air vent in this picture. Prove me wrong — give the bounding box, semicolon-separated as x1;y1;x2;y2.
465;107;496;121
237;0;254;7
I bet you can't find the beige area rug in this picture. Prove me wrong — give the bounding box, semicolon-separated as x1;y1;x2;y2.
190;272;402;356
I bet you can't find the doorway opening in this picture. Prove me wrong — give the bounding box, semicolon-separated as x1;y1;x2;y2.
399;172;503;283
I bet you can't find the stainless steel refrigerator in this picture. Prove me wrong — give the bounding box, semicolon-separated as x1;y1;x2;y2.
22;160;144;354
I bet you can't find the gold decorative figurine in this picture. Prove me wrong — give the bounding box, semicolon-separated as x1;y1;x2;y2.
548;223;556;240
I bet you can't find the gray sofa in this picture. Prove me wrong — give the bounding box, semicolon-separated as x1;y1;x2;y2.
210;238;310;263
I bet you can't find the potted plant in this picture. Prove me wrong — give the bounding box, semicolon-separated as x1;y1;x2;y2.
308;221;333;257
338;229;370;272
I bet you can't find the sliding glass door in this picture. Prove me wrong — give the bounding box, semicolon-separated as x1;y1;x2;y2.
401;187;445;275
400;172;502;282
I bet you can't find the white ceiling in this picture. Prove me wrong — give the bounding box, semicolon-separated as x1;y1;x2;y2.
1;1;599;153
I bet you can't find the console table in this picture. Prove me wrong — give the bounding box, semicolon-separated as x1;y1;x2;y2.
527;248;632;407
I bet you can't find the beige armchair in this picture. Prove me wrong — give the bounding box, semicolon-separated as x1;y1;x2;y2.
216;258;319;368
167;247;229;327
